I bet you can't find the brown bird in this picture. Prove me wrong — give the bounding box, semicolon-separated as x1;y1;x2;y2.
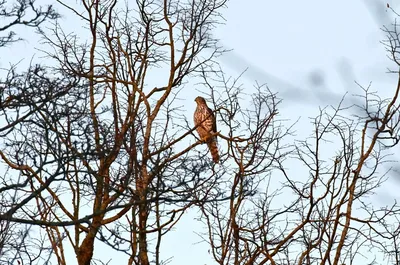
194;96;220;163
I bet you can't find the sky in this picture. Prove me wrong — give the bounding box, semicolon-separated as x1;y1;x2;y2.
215;0;400;202
1;0;400;264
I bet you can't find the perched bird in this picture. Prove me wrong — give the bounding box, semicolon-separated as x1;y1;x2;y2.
194;96;220;163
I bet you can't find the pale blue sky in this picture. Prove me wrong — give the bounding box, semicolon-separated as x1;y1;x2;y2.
1;1;399;264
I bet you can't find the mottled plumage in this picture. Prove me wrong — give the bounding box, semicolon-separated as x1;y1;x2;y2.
194;96;220;163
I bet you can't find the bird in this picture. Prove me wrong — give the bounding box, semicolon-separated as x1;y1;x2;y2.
193;96;220;163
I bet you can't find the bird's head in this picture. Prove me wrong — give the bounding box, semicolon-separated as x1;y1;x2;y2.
195;96;206;105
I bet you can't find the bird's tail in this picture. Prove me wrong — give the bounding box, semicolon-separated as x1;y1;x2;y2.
207;140;220;163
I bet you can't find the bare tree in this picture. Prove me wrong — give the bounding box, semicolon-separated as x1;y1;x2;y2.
0;1;57;264
196;15;400;265
2;1;400;265
1;0;229;264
